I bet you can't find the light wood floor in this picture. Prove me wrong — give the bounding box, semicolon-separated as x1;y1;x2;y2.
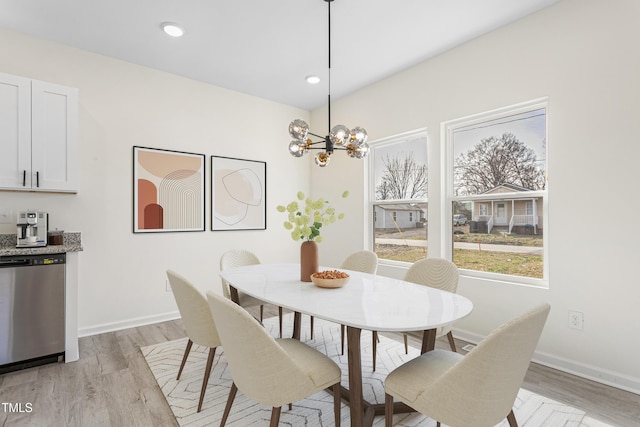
1;306;638;426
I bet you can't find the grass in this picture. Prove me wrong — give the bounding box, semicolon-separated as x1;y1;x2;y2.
375;244;427;263
375;244;543;279
454;232;543;247
374;226;544;278
453;248;543;278
376;226;543;247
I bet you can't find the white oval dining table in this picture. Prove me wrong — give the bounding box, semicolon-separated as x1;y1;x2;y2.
219;262;473;427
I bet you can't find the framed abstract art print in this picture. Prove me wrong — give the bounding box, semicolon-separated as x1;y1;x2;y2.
211;156;266;231
133;146;205;232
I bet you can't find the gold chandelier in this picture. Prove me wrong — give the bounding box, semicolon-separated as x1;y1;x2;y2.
287;0;369;167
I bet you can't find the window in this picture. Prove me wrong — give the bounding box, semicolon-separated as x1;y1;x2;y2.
444;99;547;286
369;129;428;263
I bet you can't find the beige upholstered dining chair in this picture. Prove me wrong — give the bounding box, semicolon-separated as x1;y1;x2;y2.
403;258;459;349
166;269;221;413
384;303;551;427
370;258;459;371
341;249;379;274
333;250;378;354
206;291;342;426
220;249;283;337
308;250;378;341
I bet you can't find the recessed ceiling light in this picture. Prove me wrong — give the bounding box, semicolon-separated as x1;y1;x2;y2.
306;75;321;84
161;22;184;37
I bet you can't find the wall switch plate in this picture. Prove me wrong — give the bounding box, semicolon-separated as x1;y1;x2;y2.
568;310;584;330
0;207;13;224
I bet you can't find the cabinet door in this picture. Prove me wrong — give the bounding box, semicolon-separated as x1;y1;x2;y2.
31;80;79;192
0;73;32;189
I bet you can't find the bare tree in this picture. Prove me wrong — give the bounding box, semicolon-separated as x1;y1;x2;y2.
376;180;392;200
376;152;428;200
455;132;545;195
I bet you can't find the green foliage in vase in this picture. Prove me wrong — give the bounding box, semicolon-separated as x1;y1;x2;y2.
276;190;349;242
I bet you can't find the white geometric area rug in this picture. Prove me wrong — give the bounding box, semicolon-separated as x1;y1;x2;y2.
141;313;602;427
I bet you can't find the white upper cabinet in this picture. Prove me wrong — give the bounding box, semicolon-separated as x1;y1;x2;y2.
0;72;78;192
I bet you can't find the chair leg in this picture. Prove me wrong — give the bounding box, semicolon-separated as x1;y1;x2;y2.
270;406;282;427
507;409;518;427
341;325;345;355
220;382;238;427
372;331;378;372
279;306;283;338
385;393;394;427
177;339;193;380
447;331;457;352
198;347;217;413
310;315;314;339
260;304;264;322
333;382;341;426
403;333;408;354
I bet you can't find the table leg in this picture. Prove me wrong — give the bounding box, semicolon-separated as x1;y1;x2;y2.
343;327;436;426
346;326;363;426
292;311;302;340
346;326;376;427
421;328;437;354
230;286;240;304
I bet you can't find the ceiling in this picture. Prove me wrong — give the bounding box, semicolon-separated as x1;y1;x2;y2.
0;0;560;111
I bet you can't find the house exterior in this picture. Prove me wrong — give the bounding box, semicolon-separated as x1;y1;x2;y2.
374;204;425;230
472;183;543;235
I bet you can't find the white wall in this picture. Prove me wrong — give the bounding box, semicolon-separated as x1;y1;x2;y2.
313;0;640;393
0;29;311;334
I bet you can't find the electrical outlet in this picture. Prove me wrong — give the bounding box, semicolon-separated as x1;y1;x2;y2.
165;280;172;292
568;310;583;330
462;344;476;352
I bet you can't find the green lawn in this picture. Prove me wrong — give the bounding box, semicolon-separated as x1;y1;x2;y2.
454;232;543;247
374;244;543;279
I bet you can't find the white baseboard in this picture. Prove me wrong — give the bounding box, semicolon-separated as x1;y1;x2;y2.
78;311;181;338
78;316;639;396
453;329;640;396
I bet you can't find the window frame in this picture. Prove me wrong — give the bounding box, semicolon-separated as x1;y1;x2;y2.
442;98;549;288
368;128;429;267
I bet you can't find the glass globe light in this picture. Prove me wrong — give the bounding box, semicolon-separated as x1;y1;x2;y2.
349;127;368;146
329;124;350;146
349;142;370;159
315;152;331;167
289;119;309;141
289;140;307;157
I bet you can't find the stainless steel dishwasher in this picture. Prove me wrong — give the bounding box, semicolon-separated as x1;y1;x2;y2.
0;253;65;372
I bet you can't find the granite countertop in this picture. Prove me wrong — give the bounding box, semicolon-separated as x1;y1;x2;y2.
0;232;83;256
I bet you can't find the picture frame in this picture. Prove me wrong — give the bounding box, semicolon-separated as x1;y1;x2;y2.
133;146;206;233
211;156;266;231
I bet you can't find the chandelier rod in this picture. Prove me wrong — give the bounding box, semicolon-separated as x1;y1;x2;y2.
286;0;368;166
327;0;332;134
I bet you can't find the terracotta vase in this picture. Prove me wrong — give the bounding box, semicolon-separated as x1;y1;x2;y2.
300;240;319;282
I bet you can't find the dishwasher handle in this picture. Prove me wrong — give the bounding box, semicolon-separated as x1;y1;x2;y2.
0;258;33;267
